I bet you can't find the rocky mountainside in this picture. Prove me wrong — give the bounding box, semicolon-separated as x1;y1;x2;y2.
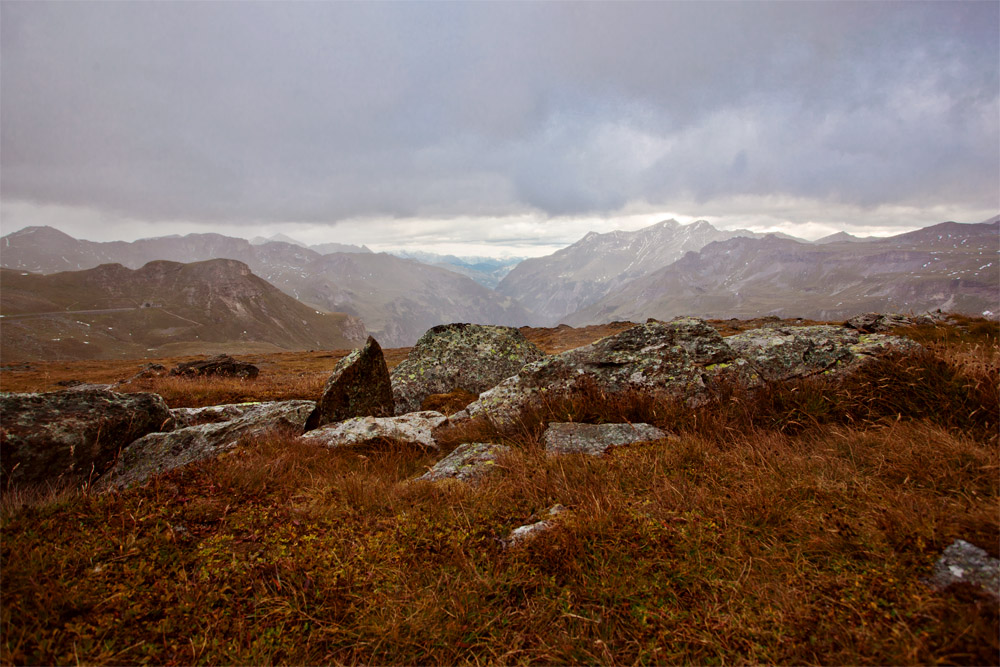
0;227;529;346
278;253;536;347
0;259;367;361
495;219;772;325
565;221;999;325
390;251;523;288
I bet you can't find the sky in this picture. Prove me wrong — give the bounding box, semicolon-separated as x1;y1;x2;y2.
1;2;998;257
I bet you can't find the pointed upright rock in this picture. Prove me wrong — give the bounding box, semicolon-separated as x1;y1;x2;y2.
305;336;394;430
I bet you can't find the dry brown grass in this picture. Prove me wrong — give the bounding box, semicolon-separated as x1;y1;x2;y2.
2;316;997;664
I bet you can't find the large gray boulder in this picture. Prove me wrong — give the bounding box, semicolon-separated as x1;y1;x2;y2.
725;325;918;382
542;422;668;456
301;411;448;450
0;389;172;487
101;400;315;490
391;323;545;415
305;336;394;430
462;317;748;425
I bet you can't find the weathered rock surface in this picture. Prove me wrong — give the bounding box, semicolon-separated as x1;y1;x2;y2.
417;442;510;483
930;539;1000;599
170;402;270;428
1;390;172;486
725;325;918;382
101;400;314;489
170;354;259;379
391;323;545;415
542;422;668;456
502;505;569;549
305;336;393;430
463;317;747;425
301;411;448;450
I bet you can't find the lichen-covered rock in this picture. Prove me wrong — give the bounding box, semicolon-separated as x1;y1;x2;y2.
502;505;568;549
170;402;271;428
463;317;749;425
845;312;916;333
417;442;510;482
391;323;545;415
0;390;172;487
726;325;918;382
100;400;314;490
305;336;393;430
542;422;668;456
170;354;259;379
301;411;448;450
930;539;1000;599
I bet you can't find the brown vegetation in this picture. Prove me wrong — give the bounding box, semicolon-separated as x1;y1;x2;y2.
1;317;998;664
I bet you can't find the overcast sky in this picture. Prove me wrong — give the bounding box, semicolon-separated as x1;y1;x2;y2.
2;1;997;256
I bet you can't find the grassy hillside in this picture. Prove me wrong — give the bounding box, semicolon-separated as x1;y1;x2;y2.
0;261;366;361
1;317;997;664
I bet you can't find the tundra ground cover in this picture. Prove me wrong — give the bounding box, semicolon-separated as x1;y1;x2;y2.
1;318;997;664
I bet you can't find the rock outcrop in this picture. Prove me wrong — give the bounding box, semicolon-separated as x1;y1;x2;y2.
462;317;748;425
101;400;314;489
417;442;510;483
542;422;668;456
170;402;271;428
305;336;394;430
170;354;259;379
301;411;448;450
725;325;918;382
391;323;545;415
930;539;1000;599
0;389;172;486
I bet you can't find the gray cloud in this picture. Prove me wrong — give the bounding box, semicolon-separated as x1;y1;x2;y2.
1;2;997;230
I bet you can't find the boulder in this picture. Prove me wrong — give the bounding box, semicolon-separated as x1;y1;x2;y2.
169;354;259;380
170;402;272;428
305;336;393;430
417;442;510;483
726;325;918;382
463;317;749;425
930;539;999;599
845;312;915;333
301;411;448;450
0;390;172;487
391;323;545;415
100;400;314;490
542;422;668;456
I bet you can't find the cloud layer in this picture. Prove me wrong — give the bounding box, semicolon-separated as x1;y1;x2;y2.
2;2;997;241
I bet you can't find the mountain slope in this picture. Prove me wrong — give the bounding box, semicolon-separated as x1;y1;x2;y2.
496;219;769;324
566;221;999;325
279;253;536;346
0;227;527;346
0;259;367;361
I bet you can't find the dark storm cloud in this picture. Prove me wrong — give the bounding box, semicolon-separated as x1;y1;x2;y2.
1;2;997;225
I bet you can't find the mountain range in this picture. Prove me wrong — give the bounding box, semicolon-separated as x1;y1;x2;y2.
1;216;996;360
0;259;367;361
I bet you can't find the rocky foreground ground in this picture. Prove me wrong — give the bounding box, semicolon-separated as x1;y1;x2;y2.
1;313;997;665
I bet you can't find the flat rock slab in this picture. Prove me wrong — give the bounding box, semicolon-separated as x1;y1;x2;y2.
170;402;271;428
417;442;510;483
170;354;259;379
101;400;315;490
502;505;568;549
306;336;393;430
301;411;448;450
725;325;918;382
1;389;172;487
543;422;668;456
930;539;1000;599
391;323;544;415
